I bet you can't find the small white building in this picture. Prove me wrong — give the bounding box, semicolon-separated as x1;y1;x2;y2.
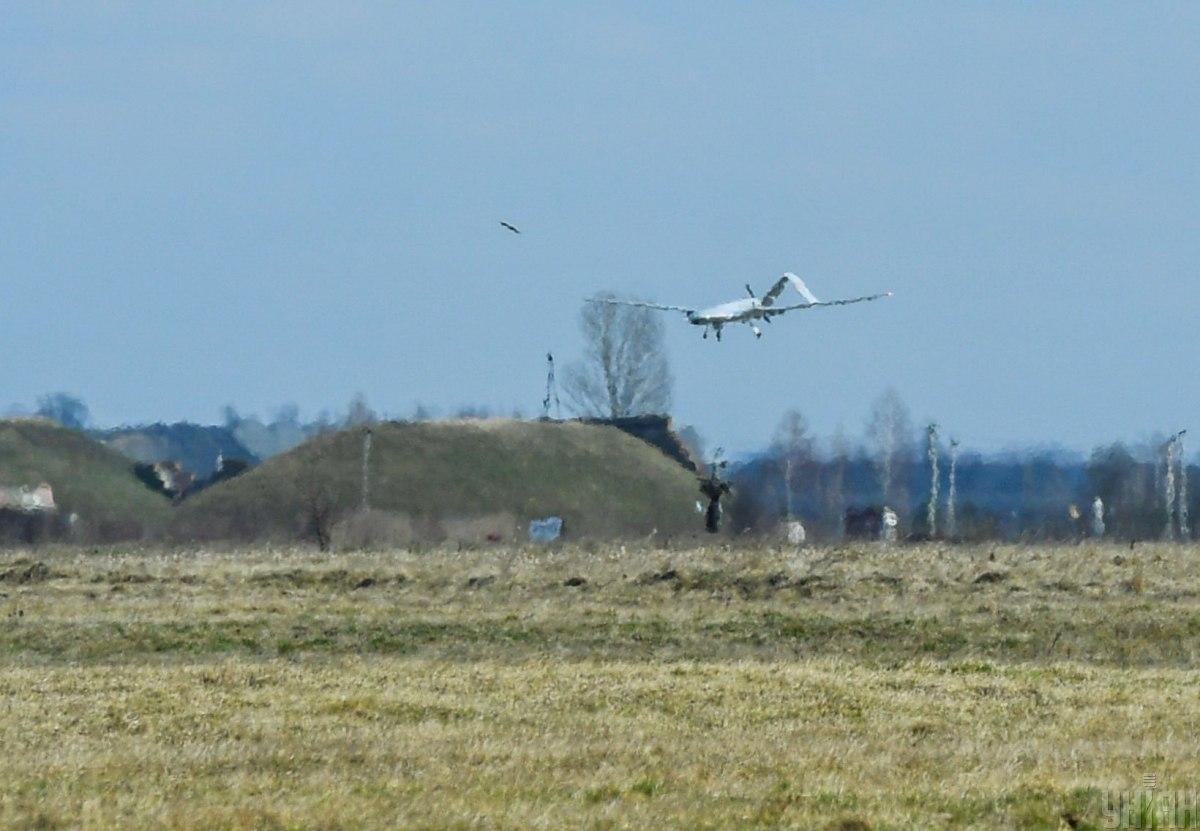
0;483;56;513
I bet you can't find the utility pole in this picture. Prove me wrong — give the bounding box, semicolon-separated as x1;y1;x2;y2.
360;426;373;512
926;423;939;538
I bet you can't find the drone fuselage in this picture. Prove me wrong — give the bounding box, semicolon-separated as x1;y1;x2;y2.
686;298;765;326
687;298;772;341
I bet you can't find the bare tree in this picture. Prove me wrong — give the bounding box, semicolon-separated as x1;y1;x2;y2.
866;388;913;512
344;393;377;427
771;409;815;521
946;439;960;539
1180;436;1191;540
36;392;89;430
1164;434;1178;541
302;481;335;551
926;423;940;537
563;294;672;418
297;442;338;551
822;429;850;539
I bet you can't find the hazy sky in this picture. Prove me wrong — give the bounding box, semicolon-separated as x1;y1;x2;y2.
4;3;1198;454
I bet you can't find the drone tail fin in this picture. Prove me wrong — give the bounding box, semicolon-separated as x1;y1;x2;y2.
783;273;820;304
762;272;820;306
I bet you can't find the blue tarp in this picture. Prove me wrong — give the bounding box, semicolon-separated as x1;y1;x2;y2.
528;516;563;543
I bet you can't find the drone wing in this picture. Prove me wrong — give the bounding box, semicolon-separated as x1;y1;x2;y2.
763;290;893;317
587;297;693;314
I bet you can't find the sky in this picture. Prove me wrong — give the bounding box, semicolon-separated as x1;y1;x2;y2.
3;3;1199;456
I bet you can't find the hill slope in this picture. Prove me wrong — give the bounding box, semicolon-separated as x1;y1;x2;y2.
0;419;170;540
170;419;703;543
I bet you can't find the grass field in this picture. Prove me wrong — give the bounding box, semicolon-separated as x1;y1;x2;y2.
2;541;1199;829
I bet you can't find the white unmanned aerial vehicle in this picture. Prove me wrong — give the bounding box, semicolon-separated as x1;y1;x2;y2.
589;273;891;341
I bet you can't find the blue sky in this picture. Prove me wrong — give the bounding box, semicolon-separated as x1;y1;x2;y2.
3;3;1198;454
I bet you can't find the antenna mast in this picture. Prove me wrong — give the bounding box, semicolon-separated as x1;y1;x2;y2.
542;352;561;420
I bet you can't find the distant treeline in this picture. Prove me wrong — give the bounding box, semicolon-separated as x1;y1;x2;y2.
13;390;1197;543
731;444;1196;542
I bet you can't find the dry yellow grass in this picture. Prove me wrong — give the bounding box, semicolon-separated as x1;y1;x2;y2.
1;542;1198;829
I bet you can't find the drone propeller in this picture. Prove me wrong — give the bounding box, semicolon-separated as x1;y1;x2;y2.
745;284;755;299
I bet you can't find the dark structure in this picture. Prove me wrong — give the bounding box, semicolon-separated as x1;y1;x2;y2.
132;461;195;501
0;509;56;544
844;506;884;539
135;454;252;502
579;415;698;472
98;422;259;477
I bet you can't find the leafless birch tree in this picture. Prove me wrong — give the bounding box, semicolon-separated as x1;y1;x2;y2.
564;294;672;418
772;409;815;521
866;388;913;512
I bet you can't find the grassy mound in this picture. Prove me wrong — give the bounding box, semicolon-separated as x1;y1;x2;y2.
169;419;702;543
0;419;170;540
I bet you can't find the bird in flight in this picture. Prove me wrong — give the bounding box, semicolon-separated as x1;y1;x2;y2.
500;221;521;234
